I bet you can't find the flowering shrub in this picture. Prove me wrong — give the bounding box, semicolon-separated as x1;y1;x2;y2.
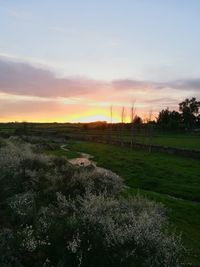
61;192;182;267
0;138;184;266
70;168;123;196
8;191;36;220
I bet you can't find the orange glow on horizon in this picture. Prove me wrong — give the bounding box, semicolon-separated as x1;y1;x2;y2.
0;106;155;123
67;108;120;123
72;114;115;123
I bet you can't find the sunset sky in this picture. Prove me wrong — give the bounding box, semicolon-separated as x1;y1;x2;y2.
0;0;200;122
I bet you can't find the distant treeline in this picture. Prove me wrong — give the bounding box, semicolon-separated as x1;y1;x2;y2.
156;97;200;130
82;97;200;131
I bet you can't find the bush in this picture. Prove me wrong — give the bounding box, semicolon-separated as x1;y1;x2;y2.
62;192;182;267
0;138;184;266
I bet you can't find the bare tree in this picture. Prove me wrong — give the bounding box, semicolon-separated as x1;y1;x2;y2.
120;107;126;146
121;107;126;123
110;105;113;143
147;109;153;153
130;103;136;148
110;105;113;124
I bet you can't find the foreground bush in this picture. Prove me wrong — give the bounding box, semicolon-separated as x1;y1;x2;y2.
0;138;183;266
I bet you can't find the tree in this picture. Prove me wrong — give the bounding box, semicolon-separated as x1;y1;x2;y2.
133;115;142;125
120;107;126;146
179;98;200;128
130;103;136;147
157;109;181;130
110;106;113;143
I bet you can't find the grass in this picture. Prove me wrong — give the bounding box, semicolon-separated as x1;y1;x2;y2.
46;145;81;159
138;133;200;150
68;141;200;201
61;140;200;266
66;130;200;150
1;123;200;150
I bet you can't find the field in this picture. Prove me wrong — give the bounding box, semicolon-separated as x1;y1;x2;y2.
1;122;200;150
33;124;200;150
1;123;200;265
52;140;200;265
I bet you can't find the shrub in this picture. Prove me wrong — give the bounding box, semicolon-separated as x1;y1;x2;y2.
63;168;123;198
63;192;183;267
8;191;36;221
0;138;184;266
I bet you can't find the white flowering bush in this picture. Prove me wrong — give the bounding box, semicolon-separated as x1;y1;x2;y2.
8;191;36;220
70;168;123;197
0;137;184;266
0;143;26;202
0;141;23;180
56;192;183;267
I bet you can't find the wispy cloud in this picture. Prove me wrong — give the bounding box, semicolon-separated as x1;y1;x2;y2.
0;57;199;98
48;26;66;33
106;40;121;47
0;53;52;67
0;57;199;122
7;8;31;20
0;57;107;98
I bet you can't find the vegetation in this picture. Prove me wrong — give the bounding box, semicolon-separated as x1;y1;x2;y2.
0;123;200;151
179;97;200;128
0;98;199;266
63;141;200;265
0;137;183;267
157;97;200;130
157;109;181;130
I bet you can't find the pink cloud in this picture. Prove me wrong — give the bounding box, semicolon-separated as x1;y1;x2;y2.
0;57;199;122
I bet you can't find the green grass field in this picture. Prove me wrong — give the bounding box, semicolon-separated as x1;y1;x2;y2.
135;133;200;150
57;141;200;266
134;134;200;149
1;123;200;150
67;131;200;150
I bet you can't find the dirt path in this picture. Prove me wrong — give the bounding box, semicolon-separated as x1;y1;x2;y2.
60;144;122;179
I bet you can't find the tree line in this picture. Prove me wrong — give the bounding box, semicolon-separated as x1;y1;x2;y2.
157;97;200;130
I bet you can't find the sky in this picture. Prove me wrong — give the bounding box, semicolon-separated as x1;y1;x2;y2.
0;0;200;122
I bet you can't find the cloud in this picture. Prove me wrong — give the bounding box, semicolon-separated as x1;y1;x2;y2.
112;78;200;92
1;57;199;100
169;79;200;91
0;57;199;122
48;26;66;33
0;95;93;122
0;52;61;71
0;58;106;98
8;8;31;20
105;41;121;47
112;79;151;91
